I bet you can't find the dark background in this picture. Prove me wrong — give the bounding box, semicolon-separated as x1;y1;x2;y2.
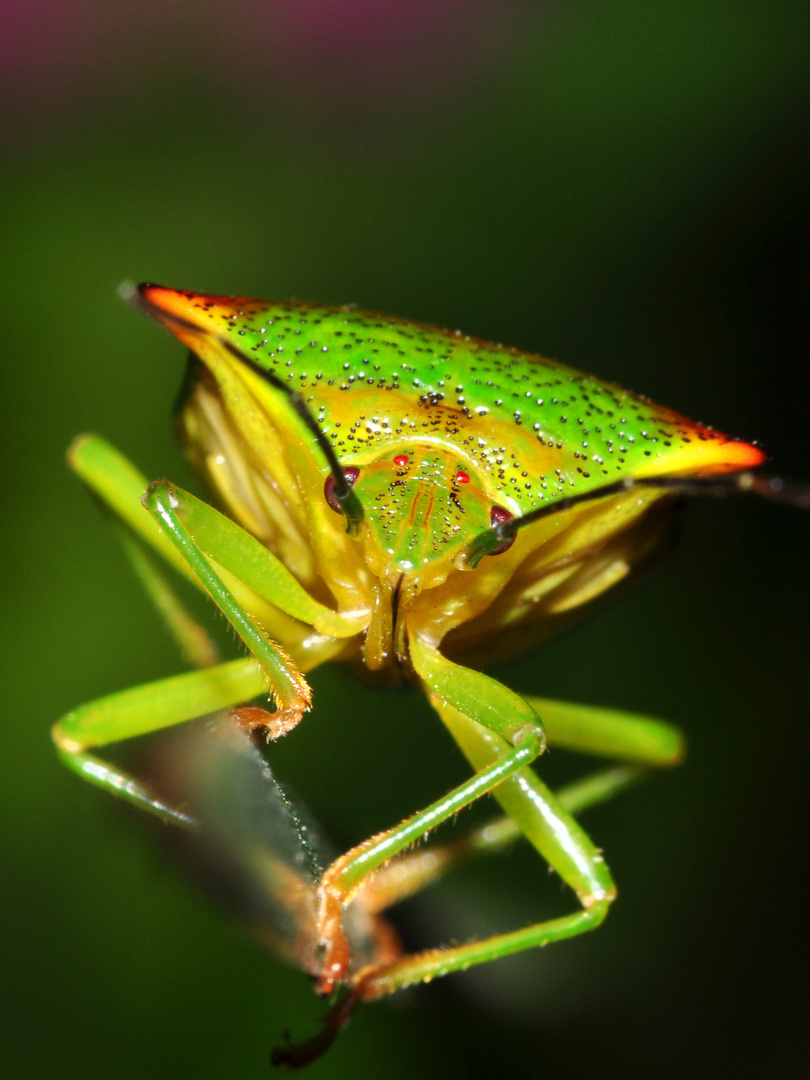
3;3;809;1077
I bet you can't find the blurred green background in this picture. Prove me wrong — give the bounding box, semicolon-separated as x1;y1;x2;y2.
3;2;809;1077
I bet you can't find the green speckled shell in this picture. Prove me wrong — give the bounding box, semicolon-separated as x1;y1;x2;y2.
154;290;761;515
137;285;767;669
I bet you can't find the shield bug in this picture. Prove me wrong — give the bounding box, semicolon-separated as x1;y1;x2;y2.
54;286;809;1064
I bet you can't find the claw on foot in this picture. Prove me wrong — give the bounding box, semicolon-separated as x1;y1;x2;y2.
270;991;359;1069
227;704;303;741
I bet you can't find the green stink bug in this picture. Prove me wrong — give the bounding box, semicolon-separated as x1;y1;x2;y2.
54;285;809;1064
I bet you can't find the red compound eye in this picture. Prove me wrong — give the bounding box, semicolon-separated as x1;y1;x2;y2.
489;505;516;555
393;454;410;467
454;470;470;485
324;467;360;513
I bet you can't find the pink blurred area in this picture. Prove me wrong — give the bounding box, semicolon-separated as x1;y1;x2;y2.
0;1;183;138
1;1;98;84
219;0;537;96
0;0;542;142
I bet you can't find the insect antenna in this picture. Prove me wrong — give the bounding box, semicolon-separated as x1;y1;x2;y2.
463;471;810;569
126;283;364;535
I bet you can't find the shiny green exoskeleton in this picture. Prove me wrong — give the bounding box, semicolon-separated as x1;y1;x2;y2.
54;286;807;1066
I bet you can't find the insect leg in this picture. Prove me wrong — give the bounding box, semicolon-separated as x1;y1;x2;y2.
69;434;344;729
524;695;685;767
381;695;681;903
410;638;615;897
350;693;615;1000
141;479;315;731
112;521;221;669
53;658;266;824
68;434;341;661
59;436;348;820
315;656;547;993
356;764;643;914
355;693;683;913
325;640;622;1000
142;479;363;640
362;692;683;911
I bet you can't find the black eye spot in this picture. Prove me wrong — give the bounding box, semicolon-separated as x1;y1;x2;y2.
324;466;360;513
489;505;515;555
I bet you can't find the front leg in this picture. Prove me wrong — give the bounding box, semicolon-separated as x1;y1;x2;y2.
315;648;547;994
353;697;684;914
53;658;267;824
54;481;316;812
317;638;617;1003
352;702;616;999
56;437;352;819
